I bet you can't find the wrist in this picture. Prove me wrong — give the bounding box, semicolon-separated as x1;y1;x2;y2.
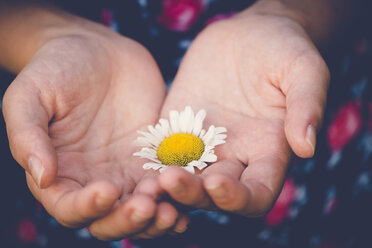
239;0;343;46
0;4;115;73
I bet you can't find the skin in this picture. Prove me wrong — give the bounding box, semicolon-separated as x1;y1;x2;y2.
158;0;331;216
1;6;188;240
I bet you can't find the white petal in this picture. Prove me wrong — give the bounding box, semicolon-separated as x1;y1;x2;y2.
192;110;206;136
214;126;227;134
201;125;215;145
206;126;227;146
143;162;163;170
169;110;180;134
187;160;208;171
200;149;217;162
183;165;195;174
188;160;209;170
139;157;161;164
210;134;227;147
214;134;227;140
133;137;153;147
133;150;150;158
139;147;157;156
159;119;171;137
203;145;215;153
210;139;226;147
195;162;208;170
133;152;158;162
133;149;156;159
188;160;202;167
199;129;206;138
147;125;164;141
155;124;166;140
179;107;190;133
202;153;217;162
137;130;161;147
185;106;195;133
159;166;169;173
179;106;194;133
133;148;161;163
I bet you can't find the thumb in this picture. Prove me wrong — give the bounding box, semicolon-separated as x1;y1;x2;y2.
283;55;330;158
3;75;57;188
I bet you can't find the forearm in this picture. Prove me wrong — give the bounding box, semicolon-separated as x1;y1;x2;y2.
0;2;102;73
242;0;359;46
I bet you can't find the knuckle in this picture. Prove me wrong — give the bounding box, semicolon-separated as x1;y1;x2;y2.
295;52;329;77
7;131;27;164
8;130;20;149
7;129;29;150
2;82;21;113
8;128;32;151
2;88;12;111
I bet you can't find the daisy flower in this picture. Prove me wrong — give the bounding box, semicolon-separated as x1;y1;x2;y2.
133;106;227;173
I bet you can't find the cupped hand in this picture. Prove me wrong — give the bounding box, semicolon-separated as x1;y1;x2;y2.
3;25;188;239
158;7;329;216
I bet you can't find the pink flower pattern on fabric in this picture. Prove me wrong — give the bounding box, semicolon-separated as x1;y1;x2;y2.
17;219;38;243
327;101;362;151
264;178;297;226
158;0;205;32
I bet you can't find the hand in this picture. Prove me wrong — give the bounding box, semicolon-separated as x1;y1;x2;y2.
3;24;188;239
158;5;329;216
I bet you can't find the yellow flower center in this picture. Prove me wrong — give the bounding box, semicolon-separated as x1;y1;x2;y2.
157;133;205;167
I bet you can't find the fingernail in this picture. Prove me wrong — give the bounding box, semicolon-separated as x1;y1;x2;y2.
205;183;226;198
95;193;115;209
131;210;151;224
156;219;171;230
174;223;188;233
306;125;316;156
28;156;44;188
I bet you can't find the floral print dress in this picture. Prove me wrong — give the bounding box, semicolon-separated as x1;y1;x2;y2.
1;1;372;247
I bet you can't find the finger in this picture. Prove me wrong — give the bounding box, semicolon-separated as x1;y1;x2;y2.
204;154;288;217
88;195;157;241
158;166;213;209
138;213;190;239
133;175;165;201
202;159;245;178
202;159;245;210
3;77;56;188
135;207;190;239
27;174;120;227
202;160;248;213
283;53;330;158
173;213;189;234
135;202;179;239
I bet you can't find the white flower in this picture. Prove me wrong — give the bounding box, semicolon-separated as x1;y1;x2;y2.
133;106;227;173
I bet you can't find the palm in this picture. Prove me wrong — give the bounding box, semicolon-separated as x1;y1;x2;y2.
43;37;163;195
13;34;166;229
160;14;327;216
